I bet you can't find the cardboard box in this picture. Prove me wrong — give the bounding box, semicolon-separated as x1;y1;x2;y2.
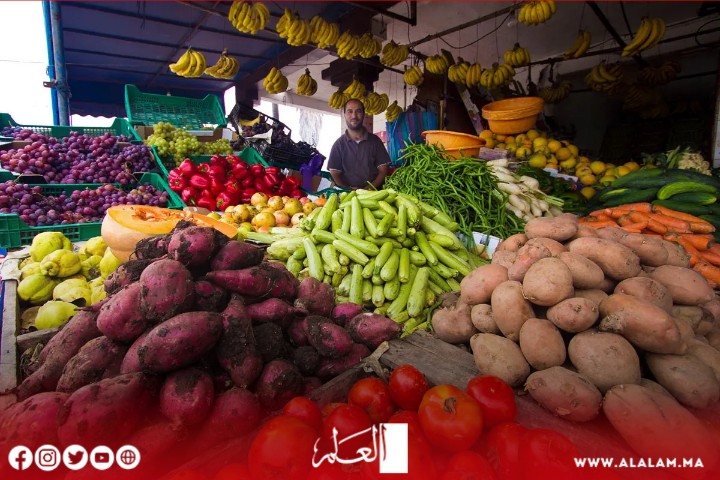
288;169;334;193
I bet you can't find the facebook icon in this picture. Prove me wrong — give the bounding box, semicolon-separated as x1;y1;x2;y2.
8;446;33;470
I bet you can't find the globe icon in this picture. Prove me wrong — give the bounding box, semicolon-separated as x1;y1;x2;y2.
119;449;136;465
116;447;140;469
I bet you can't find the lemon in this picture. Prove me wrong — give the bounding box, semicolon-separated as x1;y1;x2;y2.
576;167;593;177
547;139;562;153
528;153;548;169
567;144;579;156
479;130;494;140
533;137;548;149
515;146;532;159
560;157;577;170
579;155;591;164
526;129;540;140
590;161;606;175
624;161;640;172
504;135;515;144
605;162;616;171
580;174;597;186
495;134;507;142
515;134;527;144
484;138;496;148
580;187;597;200
556;147;572;161
599;175;616;185
614;166;631;177
545;163;559;171
505;144;517;154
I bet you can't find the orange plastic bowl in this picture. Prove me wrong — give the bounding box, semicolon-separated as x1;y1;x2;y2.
421;130;485;159
481;97;544;134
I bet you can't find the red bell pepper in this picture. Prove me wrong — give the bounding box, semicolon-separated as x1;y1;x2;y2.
206;164;227;183
197;193;217;211
265;166;281;176
181;186;199;205
263;172;279;190
210;177;225;197
197;163;211;175
168;175;187;192
210;154;226;168
225;179;241;196
177;159;196;177
189;173;210;190
240;188;255;204
249;164;264;177
240;176;254;188
216;191;239;211
232;161;250;181
277;179;293;196
285;176;301;188
290;189;304;199
254;177;268;193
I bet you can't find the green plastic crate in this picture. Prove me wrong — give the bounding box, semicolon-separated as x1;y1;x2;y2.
0;173;182;249
0;113;141;141
124;84;227;129
155;147;269;179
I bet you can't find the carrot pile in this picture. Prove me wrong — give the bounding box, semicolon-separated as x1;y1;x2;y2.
580;202;720;287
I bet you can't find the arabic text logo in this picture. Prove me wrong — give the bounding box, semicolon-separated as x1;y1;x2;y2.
7;446;32;471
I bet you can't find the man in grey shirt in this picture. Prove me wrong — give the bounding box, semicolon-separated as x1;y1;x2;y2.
327;98;391;190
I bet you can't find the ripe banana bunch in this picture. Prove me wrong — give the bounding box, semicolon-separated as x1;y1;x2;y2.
328;88;350;109
385;100;403;123
276;9;311;46
343;78;366;100
358;33;382;59
563;30;592;59
622;17;666;57
622;84;660;112
336;31;362;60
637;60;681;86
169;48;207;78
539;80;572;104
363;92;390;116
518;1;557;26
448;59;470;85
228;1;269;35
404;65;424;87
296;69;318;96
380;41;410;67
479;64;515;90
504;44;531;67
263;67;288;94
465;63;483;88
204;49;240;79
310;16;340;49
425;54;450;75
276;8;296;38
584;62;623;92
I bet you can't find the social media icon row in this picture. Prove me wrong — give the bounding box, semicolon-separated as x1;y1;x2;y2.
8;445;140;471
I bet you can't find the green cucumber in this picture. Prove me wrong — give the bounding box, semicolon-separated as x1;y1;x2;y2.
651;200;711;216
600;188;659;207
657;181;717;200
670;192;717;205
608;167;663;188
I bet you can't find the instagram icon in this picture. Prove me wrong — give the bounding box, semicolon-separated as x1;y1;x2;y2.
34;445;61;471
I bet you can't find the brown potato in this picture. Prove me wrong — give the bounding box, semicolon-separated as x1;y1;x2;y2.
526;237;566;256
650;265;715;306
518;318;566;370
614;276;673;313
525;366;602;422
701;298;720;323
496;233;528;253
687;340;720;383
507;241;551;282
546;297;599;333
617;233;669;267
491;281;536;342
671;305;707;332
674;316;696;345
431;301;478;344
470;304;499;334
568;224;599;241
706;325;720;351
491;250;516;269
566;237;641;281
595;227;627;243
598;294;686;354
659;240;691;268
459;264;508;306
524;215;578;242
522;257;574;307
574;289;609;306
637;378;673;398
568;330;641;392
646;352;720;409
557;252;605;289
470;333;530;387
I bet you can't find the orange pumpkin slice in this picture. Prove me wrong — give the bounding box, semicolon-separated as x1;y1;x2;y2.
101;205;237;262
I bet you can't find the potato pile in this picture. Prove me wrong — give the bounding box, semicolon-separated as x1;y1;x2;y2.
432;213;720;425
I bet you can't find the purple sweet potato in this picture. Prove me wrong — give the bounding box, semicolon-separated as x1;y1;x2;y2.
247;298;306;329
305;316;353;358
159;367;215;426
254;322;289;363
0;391;69;448
194;279;230;312
132;234;171;260
191;387;261;448
206;262;298;301
255;359;305;411
167;225;227;268
17;308;101;400
215;294;263;388
210;240;264;271
345;312;402;350
56;337;128;393
294;277;335;318
292;346;321;376
288;318;309;346
139;259;195;323
331;303;366;327
316;343;371;381
103;258;156;295
56;372;159;447
137;311;224;373
119;330;150;374
304;376;323;394
97;282;150;342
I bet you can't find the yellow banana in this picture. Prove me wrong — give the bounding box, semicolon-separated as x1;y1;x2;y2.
169;48;193;74
386;100;402;123
573;30;591;58
622;17;652;57
254;3;270;26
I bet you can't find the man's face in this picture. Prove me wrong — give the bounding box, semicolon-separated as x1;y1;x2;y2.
344;101;365;131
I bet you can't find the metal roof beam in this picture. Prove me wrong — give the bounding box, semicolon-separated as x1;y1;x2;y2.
69;64;252;80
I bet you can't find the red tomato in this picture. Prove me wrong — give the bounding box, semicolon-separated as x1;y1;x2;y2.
388;364;429;411
440;451;497;480
320;402;346;418
362;427;438;480
478;422;527;480
320;404;373;461
212;463;252;480
248;415;319;480
417;384;483;452
347;377;395;424
466;375;517;427
519;428;582;480
386;410;424;438
283;396;323;432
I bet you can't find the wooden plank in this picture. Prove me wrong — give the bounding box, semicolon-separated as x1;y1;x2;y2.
0;279;19;402
16;327;59;355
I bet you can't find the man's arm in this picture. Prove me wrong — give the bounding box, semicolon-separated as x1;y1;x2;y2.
329;169;356;190
370;164;389;189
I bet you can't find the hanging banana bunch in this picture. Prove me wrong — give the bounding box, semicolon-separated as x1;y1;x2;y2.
584;62;624;92
328;88;350;109
404;65;424;87
385;100;403;123
517;1;557;26
336;31;362;60
563;30;592;59
310;15;340;49
358;33;382;59
622;17;666;57
479;63;515;90
228;1;270;35
380;41;410;67
363;92;390;116
425;54;450;75
295;69;318;96
343;78;366;99
276;9;311;46
504;44;531;67
169;48;207;78
276;9;295;38
637;60;681;86
465;63;483;88
204;49;240;79
448;58;470;85
263;67;289;94
539;80;572;104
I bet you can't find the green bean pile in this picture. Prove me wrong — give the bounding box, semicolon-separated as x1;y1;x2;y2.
384;143;525;242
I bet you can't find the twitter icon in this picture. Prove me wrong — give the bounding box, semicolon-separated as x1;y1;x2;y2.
63;445;88;470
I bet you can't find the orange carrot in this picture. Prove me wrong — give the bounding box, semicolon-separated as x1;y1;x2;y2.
612;202;652;213
645;217;669;235
652;204;712;224
580;214;613;224
689;221;716;234
674;237;701;266
710;244;720;256
589;208;612;218
647;213;691;233
620;224;644;233
679;234;713;251
699;250;720;266
641;232;663;238
617;214;634;226
583;220;622;229
693;261;720;286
